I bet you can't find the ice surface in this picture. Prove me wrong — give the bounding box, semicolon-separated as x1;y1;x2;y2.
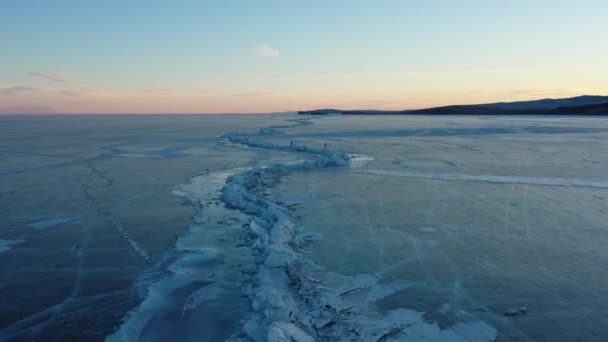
0;115;283;340
0;239;26;254
352;169;608;188
108;167;254;341
272;114;608;341
190;117;496;341
3;114;608;341
110;115;497;341
26;216;79;230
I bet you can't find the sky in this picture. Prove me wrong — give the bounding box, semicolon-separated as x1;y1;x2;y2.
1;0;608;114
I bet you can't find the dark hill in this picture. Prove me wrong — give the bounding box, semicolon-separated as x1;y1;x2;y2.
298;95;608;116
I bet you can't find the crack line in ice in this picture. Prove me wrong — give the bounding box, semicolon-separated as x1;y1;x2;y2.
0;199;95;339
108;116;496;342
217;117;496;341
352;169;608;189
26;216;80;230
107;167;251;342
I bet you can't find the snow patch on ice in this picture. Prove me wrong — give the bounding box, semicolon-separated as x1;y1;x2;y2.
0;239;26;254
107;217;151;262
27;216;79;230
348;153;375;168
355;169;608;189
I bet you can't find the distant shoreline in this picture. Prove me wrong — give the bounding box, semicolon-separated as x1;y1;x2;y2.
299;95;608;116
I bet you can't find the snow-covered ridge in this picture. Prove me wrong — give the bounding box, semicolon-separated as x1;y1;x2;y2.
220;117;496;341
220;119;351;341
109;116;495;341
108;167;253;341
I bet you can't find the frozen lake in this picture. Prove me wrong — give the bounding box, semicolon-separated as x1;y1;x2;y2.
1;114;607;341
272;115;608;341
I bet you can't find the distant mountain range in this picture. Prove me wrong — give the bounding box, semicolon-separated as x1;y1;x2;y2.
299;95;608;115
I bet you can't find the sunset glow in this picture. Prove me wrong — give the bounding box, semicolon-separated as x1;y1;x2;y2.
2;0;607;113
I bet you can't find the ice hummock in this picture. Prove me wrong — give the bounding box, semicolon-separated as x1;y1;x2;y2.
0;239;26;254
110;115;497;342
217;118;496;341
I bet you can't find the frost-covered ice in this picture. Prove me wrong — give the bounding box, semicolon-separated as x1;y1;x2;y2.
352;169;608;188
109;167;253;341
27;216;79;230
0;114;287;340
272;114;608;341
2;114;608;341
136;117;497;341
0;239;26;254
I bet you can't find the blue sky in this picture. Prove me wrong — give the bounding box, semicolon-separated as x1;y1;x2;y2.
1;0;607;113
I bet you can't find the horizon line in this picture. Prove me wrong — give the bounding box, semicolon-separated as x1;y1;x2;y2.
2;94;606;116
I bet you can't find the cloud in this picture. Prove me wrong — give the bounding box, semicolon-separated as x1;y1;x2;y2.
79;86;98;92
140;88;169;93
254;44;280;57
59;90;80;96
232;92;263;97
29;71;70;82
0;86;36;95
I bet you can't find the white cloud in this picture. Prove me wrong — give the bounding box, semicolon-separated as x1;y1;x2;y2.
232;92;263;97
29;71;70;82
59;90;80;96
255;44;280;57
0;85;36;95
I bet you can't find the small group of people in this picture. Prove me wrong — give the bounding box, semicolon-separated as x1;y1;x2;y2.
290;141;327;149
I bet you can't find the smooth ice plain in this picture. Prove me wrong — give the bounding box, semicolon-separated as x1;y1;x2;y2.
1;114;608;341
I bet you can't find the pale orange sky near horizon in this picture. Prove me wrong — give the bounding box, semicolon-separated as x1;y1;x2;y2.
2;70;605;114
2;1;607;114
3;66;606;114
